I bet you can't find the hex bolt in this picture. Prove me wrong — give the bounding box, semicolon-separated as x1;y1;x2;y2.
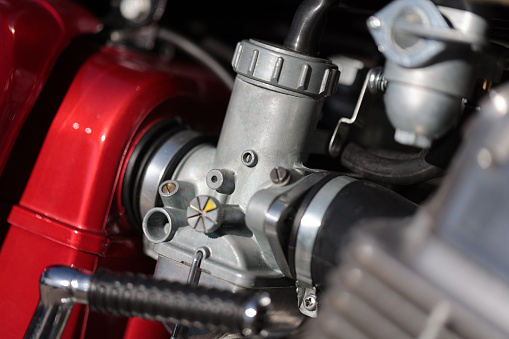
304;294;317;311
270;167;291;185
206;169;235;195
241;150;258;167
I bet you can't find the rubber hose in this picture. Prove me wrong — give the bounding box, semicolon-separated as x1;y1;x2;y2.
309;180;416;286
283;0;340;56
89;270;268;335
340;142;443;185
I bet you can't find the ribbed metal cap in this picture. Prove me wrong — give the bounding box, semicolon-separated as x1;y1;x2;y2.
232;39;340;97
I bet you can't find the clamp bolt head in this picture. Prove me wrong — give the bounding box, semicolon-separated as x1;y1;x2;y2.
304;294;317;311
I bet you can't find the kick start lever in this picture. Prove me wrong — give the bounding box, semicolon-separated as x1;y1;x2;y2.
24;266;271;339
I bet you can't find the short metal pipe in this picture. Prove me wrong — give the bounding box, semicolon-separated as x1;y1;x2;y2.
143;206;187;243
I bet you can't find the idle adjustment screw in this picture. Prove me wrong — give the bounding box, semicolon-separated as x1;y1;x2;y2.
270;167;290;185
161;182;177;194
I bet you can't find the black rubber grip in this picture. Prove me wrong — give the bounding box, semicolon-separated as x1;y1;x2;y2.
89;270;268;335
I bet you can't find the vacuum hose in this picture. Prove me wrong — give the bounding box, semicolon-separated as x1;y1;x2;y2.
283;0;340;56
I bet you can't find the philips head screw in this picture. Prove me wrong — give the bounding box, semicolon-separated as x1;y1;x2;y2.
304;295;317;311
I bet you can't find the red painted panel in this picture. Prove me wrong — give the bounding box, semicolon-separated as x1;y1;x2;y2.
0;0;100;175
0;31;228;338
9;205;107;255
19;45;227;234
123;318;171;339
0;226;98;339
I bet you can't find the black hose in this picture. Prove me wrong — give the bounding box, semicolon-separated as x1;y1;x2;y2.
309;180;417;286
340;142;444;185
283;0;340;56
89;270;269;336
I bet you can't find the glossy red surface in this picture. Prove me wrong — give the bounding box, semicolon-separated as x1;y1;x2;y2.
0;0;100;175
0;226;98;338
123;318;171;339
9;205;107;255
20;45;227;234
0;33;229;339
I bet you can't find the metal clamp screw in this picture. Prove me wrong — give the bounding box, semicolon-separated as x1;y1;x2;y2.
304;295;317;311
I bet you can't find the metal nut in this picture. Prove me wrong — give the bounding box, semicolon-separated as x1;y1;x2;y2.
367;67;387;94
241;150;258;167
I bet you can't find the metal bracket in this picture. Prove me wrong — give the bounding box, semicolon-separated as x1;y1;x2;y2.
329;68;383;157
296;281;317;318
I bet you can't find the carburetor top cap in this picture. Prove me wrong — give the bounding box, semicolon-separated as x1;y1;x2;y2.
231;39;340;97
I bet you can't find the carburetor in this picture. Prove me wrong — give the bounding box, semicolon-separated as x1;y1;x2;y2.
131;9;416;332
140;37;341;301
